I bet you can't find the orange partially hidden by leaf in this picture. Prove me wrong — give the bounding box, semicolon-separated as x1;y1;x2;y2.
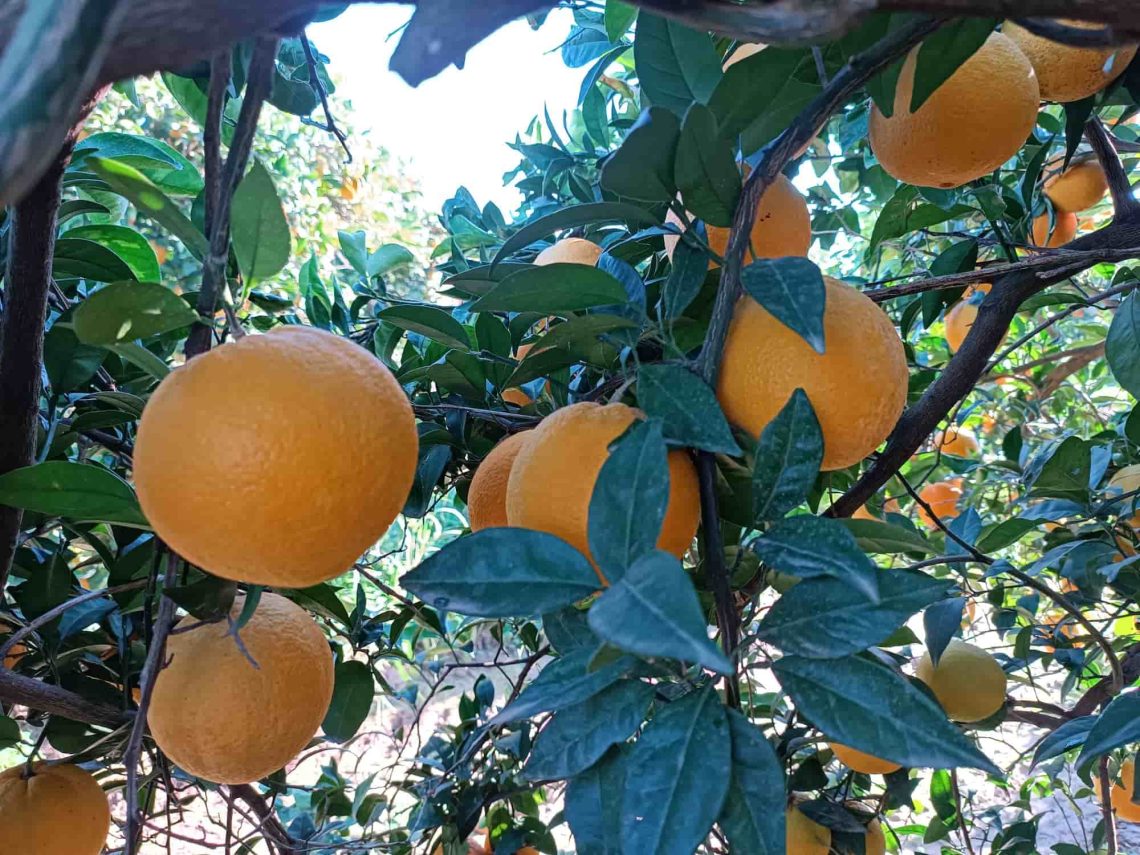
468;432;531;531
0;763;111;855
916;478;964;528
534;237;601;267
936;426;980;457
1004;20;1138;103
829;742;902;775
1031;211;1078;248
0;622;26;670
1044;155;1108;213
851;505;877;521
915;638;1007;722
1097;759;1140;822
786;804;831;854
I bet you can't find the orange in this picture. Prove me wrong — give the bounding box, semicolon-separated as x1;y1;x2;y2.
502;388;533;407
916;478;964;528
717;277;907;470
148;592;334;784
865;817;887;855
1005;20;1137;103
534;237;601;267
1110;465;1140;530
786;804;831;854
134;327;418;587
664;174;810;264
0;762;111;854
1032;211;1078;248
1045;155;1108;212
829;742;902;775
506;402;700;575
1100;760;1140;822
936;425;980;457
851;505;877;521
944;283;992;353
915;638;1007;722
723;42;765;69
468;432;531;531
869;32;1039;188
0;622;25;670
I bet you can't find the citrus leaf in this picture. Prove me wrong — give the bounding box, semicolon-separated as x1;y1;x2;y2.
600;107;680;203
604;0;637;43
490;648;641;725
752;389;823;523
708;47;813;140
0;462;148;527
910;19;998;113
323;660;375;741
633;12;721;114
231;161;291;281
719;710;786;855
368;244;415;277
661;233;710;319
1108;292;1140;399
377;304;470;351
740;257;826;353
492;202;660;268
751;516;880;603
1076;692;1140;768
924;597;966;667
1032;715;1096;767
637;363;740;455
470;263;629;314
65;224;160;282
675;103;740;228
839;518;936;555
73;281;198;344
53;238;138;283
565;745;627;855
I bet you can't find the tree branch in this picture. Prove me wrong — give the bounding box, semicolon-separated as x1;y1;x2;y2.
1101;756;1119;855
0;668;128;727
1087;116;1140;220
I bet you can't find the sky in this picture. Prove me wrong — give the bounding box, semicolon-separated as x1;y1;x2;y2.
310;5;584;214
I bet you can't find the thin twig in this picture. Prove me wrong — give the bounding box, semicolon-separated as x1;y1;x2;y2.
951;770;977;855
1101;756;1119;855
301;34;351;161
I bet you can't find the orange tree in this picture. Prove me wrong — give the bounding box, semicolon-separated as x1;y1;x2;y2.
4;1;1140;854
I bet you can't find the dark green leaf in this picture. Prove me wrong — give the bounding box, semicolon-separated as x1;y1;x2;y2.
868;186;972;253
323;661;375;741
637;364;740;455
708;48;814;141
231;161;291;281
740;258;826;353
1076;693;1140;768
604;0;637;43
839;519;936;555
675;104;740;228
600;107;680;202
661;235;709;319
166;576;238;622
719;710;786;855
543;607;598;655
491;648;641;725
524;680;653;780
633;13;721;114
65;225;160;282
758;570;951;658
565;745;627;855
588;551;733;674
73;281;197;344
368;244;414;277
0;462;147;527
401;528;599;618
44;324;105;392
976;518;1040;553
752;516;880;602
924;597;965;667
1030;436;1091;501
621;687;731;853
773;654;1000;773
1108;293;1140;400
470;264;629;314
588;420;670;581
752;389;823;523
910;19;998;112
1032;715;1095;766
53;238;137;283
492;202;661;268
377;305;470;351
1064;97;1097;165
0;717;20;750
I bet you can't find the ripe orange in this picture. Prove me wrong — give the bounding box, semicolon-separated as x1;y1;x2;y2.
506;402;700;576
829;742;902;775
869;32;1039;188
944;283;992;353
0;762;111;854
1005;20;1138;103
916;479;964;528
936;425;980;457
851;505;877;521
865;816;887;855
716;277;908;470
1031;211;1078;248
148;592;334;784
535;237;601;267
0;622;26;670
1099;759;1140;822
134;327;418;587
468;432;531;531
1110;465;1140;530
723;42;765;69
916;638;1007;722
786;804;831;854
1045;155;1108;212
665;174;810;265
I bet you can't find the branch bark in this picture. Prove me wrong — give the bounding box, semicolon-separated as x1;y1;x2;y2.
0;667;128;727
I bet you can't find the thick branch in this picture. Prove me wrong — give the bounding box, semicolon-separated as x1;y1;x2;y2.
0;668;128;727
1087;117;1139;219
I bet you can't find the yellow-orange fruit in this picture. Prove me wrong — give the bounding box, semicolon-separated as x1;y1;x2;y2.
1110;464;1140;530
502;388;533;407
717;277;908;470
851;505;877;521
829;742;902;775
1005;20;1138;103
916;638;1007;722
506;403;700;574
944;282;992;353
0;763;110;855
1032;211;1078;248
786;805;831;854
1099;760;1140;822
869;32;1039;188
468;432;531;531
937;425;980;457
865;817;887;855
723;42;765;69
148;593;334;784
1045;155;1108;212
664;174;811;264
916;478;964;528
134;327;418;587
0;622;25;670
535;237;601;267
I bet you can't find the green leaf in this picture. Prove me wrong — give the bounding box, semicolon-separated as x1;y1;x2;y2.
588;551;733;674
839;519;936;555
910;19;998;112
923;597;966;667
323;660;375;741
975;518;1040;553
752;516;880;602
377;305;470;351
773;654;1000;773
400;528;599;617
53;238;138;283
740;258;826;353
1029;436;1091;501
490;648;641;725
708;47;814;141
231;161;291;281
633;12;721;114
166;576;238;622
470;263;628;314
661;236;710;319
757;570;951;658
65;225;161;282
492;202;661;268
565;746;627;855
108;341;171;380
0;716;20;750
600;107;681;203
675;104;740;228
1076;693;1140;768
0;462;148;527
368;244;415;277
868;186;973;254
604;0;637;42
637;364;740;455
621;686;731;853
43;324;105;392
1108;293;1140;400
73;131;179;171
73;281;197;345
524;680;653;780
719;710;786;855
1032;715;1095;766
86;156;208;260
588;420;670;581
752;389;823;523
